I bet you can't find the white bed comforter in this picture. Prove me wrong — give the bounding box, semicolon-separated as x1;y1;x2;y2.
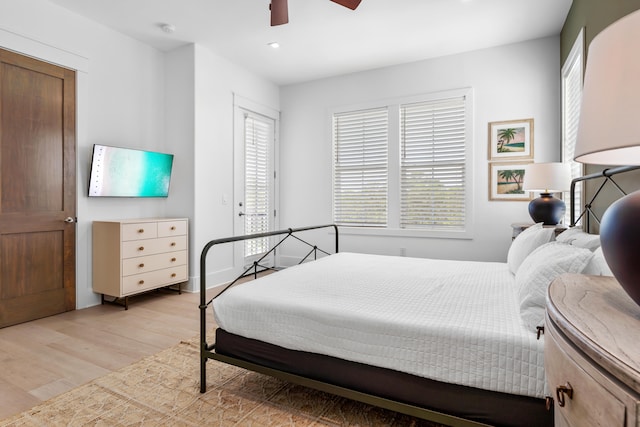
213;252;545;398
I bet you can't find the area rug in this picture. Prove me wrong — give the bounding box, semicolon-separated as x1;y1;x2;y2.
1;336;445;426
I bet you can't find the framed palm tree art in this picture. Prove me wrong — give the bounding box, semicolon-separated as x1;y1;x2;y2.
488;118;534;160
489;162;533;201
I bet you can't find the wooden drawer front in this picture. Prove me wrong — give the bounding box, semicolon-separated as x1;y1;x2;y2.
122;265;188;295
122;222;158;241
122;235;187;259
158;220;187;237
122;251;187;276
545;329;626;427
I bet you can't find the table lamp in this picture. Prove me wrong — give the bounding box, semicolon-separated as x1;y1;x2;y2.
523;162;571;225
574;9;640;307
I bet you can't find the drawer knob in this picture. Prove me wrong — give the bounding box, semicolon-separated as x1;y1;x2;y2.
138;263;145;268
170;242;176;247
171;257;177;262
556;383;573;407
138;246;145;251
138;229;144;233
171;273;177;278
138;280;145;285
170;226;176;230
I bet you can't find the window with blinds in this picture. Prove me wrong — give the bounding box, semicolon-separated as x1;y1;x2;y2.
400;97;466;230
244;113;272;257
333;107;388;227
562;29;584;226
332;88;472;235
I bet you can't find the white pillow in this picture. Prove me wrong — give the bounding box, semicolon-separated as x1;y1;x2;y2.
581;247;613;276
555;227;584;243
507;223;555;275
556;227;601;251
517;242;593;332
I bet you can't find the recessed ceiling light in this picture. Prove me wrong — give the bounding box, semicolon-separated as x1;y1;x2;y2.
268;42;280;49
160;23;176;34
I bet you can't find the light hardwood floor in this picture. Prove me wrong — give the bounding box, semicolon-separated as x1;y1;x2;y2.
0;289;211;420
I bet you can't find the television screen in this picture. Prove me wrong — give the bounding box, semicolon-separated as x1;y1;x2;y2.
88;144;174;197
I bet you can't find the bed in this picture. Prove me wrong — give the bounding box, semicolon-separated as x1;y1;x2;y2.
199;166;640;427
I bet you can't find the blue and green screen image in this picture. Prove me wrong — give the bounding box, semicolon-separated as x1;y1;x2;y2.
88;144;174;197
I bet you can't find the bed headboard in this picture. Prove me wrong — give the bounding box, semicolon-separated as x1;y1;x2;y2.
570;165;640;232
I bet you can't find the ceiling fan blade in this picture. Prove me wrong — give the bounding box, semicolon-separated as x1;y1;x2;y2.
330;0;362;10
270;0;289;26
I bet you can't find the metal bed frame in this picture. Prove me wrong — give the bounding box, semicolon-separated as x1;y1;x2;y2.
199;224;338;383
199;223;494;427
195;165;640;427
570;165;640;227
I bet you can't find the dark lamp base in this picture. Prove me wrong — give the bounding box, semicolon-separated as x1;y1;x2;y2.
600;190;640;308
528;193;566;226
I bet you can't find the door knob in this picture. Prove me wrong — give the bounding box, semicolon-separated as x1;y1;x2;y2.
64;217;76;223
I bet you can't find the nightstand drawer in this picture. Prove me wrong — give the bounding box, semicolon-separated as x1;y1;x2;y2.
122;251;187;276
545;325;626;427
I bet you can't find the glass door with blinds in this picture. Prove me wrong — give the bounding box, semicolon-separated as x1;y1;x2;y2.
234;107;276;267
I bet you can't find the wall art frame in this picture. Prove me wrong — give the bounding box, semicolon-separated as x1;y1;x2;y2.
489;161;533;201
488;118;534;161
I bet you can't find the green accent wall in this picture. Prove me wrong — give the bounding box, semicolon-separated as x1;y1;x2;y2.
561;0;640;64
561;0;640;232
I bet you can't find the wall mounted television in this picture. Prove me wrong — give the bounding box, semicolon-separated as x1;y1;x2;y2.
88;144;174;197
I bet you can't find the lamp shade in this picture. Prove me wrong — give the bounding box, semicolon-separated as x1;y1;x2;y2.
574;9;640;165
523;162;571;193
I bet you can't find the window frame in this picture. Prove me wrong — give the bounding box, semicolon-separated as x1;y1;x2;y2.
243;111;274;257
330;88;474;239
332;107;389;227
561;28;585;226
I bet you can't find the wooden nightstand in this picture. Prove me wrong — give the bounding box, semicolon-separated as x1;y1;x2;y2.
510;222;568;240
545;274;640;426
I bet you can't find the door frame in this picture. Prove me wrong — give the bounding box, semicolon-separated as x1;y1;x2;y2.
0;47;77;326
0;30;87;308
232;94;280;271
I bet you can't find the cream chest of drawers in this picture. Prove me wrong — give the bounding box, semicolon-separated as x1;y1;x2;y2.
545;274;640;427
92;218;189;309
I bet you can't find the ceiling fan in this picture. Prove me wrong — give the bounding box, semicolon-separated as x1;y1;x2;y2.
270;0;362;26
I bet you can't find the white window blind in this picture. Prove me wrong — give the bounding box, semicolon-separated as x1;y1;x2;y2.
400;97;466;230
244;113;272;256
331;88;472;237
562;29;584;226
333;107;388;227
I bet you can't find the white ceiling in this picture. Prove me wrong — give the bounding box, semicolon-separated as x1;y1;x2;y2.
49;0;573;86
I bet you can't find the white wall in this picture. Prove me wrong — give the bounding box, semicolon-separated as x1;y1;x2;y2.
189;45;280;290
279;37;561;263
0;0;561;304
0;0;279;306
0;0;168;308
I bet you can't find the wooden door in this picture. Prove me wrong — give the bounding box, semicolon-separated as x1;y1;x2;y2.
0;48;76;328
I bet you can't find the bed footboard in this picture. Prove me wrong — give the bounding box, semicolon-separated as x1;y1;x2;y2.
199;224;338;393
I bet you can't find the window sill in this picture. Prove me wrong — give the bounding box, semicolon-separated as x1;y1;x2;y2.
333;226;473;240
